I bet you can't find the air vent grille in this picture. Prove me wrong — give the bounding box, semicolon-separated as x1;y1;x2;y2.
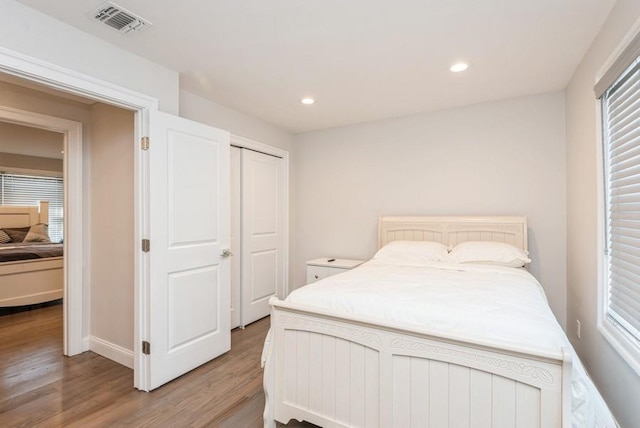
90;2;151;34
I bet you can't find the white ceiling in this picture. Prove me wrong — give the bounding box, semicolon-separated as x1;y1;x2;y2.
19;0;616;133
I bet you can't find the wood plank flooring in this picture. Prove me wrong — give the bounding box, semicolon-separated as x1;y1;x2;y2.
0;305;314;427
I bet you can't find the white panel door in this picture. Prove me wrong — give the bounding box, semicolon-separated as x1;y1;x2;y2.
230;146;241;329
241;150;284;326
147;111;231;390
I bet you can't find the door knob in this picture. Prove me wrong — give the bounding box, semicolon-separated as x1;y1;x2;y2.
221;249;233;257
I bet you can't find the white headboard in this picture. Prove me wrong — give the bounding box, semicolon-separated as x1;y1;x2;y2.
378;216;528;251
0;201;49;228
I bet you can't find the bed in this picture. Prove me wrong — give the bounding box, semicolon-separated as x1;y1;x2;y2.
0;201;64;307
262;216;616;427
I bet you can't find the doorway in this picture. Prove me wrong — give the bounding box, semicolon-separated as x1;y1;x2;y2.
0;49;289;391
0;76;138;367
0;83;83;356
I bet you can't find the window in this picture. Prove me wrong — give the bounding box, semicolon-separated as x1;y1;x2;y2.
0;173;64;242
600;53;640;374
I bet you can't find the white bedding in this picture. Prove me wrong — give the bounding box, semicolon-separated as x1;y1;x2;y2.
285;259;617;428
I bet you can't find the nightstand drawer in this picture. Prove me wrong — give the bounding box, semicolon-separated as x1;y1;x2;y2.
306;265;330;283
306;258;365;284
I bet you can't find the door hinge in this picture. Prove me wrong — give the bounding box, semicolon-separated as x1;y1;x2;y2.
142;239;150;252
141;136;150;150
142;341;151;355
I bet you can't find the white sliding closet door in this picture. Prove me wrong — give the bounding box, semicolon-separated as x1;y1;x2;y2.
241;149;285;326
230;146;241;329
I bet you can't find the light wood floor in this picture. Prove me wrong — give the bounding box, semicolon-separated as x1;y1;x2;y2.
0;304;314;427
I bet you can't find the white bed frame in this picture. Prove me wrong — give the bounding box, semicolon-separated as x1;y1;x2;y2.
0;201;64;307
263;216;572;428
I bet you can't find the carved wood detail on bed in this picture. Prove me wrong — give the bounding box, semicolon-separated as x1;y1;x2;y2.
377;216;528;251
267;302;566;428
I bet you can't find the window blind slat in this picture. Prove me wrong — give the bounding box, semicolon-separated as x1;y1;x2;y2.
607;64;640;103
610;294;640;322
0;173;63;242
609;124;640;152
610;270;640;296
611;248;640;267
610;211;640;221
609;186;640;197
604;56;640;344
609;202;640;213
610;258;640;281
608;91;640;130
609;218;640;230
609;298;640;334
610;271;640;297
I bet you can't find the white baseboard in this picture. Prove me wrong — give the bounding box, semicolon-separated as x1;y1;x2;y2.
89;336;134;369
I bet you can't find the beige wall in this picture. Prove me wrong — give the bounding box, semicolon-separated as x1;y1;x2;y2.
0;80;91;125
0;152;62;175
293;92;568;326
0;121;63;159
0;80;93;338
0;80;136;357
88;103;135;353
0;121;63;174
566;1;640;427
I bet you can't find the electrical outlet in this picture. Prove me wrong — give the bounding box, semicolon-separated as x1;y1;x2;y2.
576;320;581;340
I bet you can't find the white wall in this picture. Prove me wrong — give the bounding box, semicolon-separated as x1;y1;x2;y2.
180;90;295;152
293;92;568;325
88;103;135;359
0;0;179;114
566;1;640;426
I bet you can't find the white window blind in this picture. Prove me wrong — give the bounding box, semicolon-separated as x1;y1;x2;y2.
0;173;64;243
603;58;640;344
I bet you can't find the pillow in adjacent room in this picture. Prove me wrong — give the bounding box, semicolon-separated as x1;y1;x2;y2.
24;223;51;243
447;241;531;268
0;229;10;244
373;240;449;263
2;226;30;243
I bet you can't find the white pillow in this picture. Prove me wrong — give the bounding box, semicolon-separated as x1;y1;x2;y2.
374;240;449;263
446;241;531;267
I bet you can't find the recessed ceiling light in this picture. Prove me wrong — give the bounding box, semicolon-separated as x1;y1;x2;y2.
450;62;469;73
301;97;315;105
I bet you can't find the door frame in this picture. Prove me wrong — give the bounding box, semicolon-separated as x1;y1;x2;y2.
0;46;157;389
0;105;82;356
231;134;289;298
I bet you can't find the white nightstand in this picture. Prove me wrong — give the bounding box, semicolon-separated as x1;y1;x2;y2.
306;258;365;284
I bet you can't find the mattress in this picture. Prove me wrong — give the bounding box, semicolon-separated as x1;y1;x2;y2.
0;242;64;263
286;259;617;428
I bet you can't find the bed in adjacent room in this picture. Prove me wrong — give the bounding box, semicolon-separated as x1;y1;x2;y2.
0;201;63;307
262;216;616;428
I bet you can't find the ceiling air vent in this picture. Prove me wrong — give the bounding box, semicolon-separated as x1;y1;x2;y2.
90;2;151;34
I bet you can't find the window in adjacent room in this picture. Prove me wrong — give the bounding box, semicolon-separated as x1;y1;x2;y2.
0;173;64;242
598;41;640;374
